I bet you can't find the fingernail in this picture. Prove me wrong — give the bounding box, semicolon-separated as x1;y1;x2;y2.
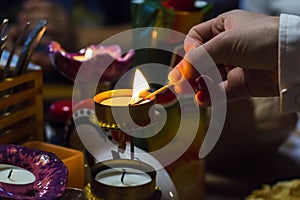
168;70;182;84
195;90;211;107
186;44;198;52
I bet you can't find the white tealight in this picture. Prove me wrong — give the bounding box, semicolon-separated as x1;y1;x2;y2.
100;97;132;106
100;96;150;106
95;167;152;187
0;164;36;185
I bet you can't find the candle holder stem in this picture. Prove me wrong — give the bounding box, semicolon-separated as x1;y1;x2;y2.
117;131;127;151
129;135;135;160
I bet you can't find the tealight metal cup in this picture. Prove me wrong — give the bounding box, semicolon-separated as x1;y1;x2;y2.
90;159;156;200
94;89;155;129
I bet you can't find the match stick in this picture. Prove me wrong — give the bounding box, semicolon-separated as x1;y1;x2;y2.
133;82;173;105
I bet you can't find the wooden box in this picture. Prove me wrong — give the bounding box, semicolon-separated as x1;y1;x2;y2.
0;68;44;144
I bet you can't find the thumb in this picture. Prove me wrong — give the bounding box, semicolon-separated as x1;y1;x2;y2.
181;31;230;78
172;37;226;89
168;36;228;96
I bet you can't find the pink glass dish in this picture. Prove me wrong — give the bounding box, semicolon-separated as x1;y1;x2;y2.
48;41;135;83
0;144;68;200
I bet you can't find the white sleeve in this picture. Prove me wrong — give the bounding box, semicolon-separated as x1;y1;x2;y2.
279;14;300;113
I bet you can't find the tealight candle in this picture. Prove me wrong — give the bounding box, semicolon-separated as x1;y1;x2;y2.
0;164;36;185
100;96;132;106
73;48;93;61
90;159;156;200
94;89;156;129
100;96;150;106
95;167;152;187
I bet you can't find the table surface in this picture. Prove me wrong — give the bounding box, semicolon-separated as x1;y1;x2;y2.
205;116;300;200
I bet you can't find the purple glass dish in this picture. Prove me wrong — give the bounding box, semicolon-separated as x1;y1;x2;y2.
0;144;68;200
48;41;135;83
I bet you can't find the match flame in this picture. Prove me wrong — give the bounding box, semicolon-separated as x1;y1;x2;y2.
130;69;150;104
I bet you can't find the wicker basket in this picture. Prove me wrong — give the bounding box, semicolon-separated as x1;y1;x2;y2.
0;67;44;144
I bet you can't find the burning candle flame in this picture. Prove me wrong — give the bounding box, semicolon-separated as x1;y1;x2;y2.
73;48;93;61
130;69;150;104
84;48;93;60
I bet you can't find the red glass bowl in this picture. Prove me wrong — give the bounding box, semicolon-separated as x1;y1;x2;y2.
48;41;135;83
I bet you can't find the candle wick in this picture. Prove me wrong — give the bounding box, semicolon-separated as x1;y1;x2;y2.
7;169;13;179
121;169;126;183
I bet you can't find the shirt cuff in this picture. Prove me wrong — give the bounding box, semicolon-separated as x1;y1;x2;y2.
279;13;300;113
